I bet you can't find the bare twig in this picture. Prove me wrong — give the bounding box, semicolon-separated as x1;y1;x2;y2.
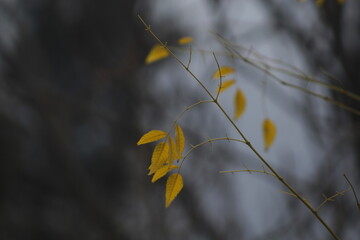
343;174;360;211
316;189;350;211
220;169;276;177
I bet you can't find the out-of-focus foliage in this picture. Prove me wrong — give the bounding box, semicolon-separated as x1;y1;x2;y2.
262;118;276;150
234;89;246;120
145;44;170;64
216;79;235;94
212;66;235;79
178;36;193;45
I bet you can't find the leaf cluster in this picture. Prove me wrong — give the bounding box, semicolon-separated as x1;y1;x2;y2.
137;126;185;207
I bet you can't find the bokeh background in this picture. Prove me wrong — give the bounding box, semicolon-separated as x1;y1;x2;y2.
0;0;359;239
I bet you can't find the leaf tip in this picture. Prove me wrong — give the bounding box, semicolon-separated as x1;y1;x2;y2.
137;130;167;145
165;173;183;208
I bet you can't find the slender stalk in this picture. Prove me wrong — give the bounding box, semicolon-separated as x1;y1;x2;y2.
138;15;340;240
316;189;350;211
343;174;360;211
213;32;360;103
220;169;276;177
218;42;360;116
179;137;246;169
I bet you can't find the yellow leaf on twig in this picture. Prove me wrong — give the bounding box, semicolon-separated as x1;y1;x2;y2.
145;44;170;64
168;136;178;166
234;88;246;120
148;142;169;175
137;130;167;145
212;66;235;79
152;165;179;183
263;118;276;150
175;125;185;158
165;173;183;208
178;36;193;45
216;79;235;94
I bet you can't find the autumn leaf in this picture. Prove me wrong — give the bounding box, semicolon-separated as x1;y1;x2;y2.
148;142;169;175
175;125;185;158
137;130;167;145
145;44;170;64
178;36;193;45
336;0;344;4
212;66;235;79
168;136;178;166
165;173;183;208
216;79;235;94
234;88;246;120
263;118;276;150
152;165;179;183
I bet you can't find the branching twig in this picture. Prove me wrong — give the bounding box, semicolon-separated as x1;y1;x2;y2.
138;15;341;240
316;189;350;211
182;137;247;166
212;32;360;103
213;34;360;116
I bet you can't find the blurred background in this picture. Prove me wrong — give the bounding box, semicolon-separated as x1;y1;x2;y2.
0;0;359;239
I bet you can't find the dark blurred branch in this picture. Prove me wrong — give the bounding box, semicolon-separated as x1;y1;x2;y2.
343;174;360;211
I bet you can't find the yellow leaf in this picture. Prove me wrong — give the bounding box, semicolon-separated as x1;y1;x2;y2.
152;165;179;183
145;44;170;64
175;125;185;158
165;173;183;208
263;118;276;150
148;142;169;175
137;130;167;145
168;136;178;166
216;79;235;94
178;36;193;45
336;0;344;4
316;0;325;6
212;66;235;79
234;89;246;120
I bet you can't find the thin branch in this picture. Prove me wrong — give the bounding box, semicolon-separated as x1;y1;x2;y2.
316;189;350;211
212;32;360;105
163;100;213;159
138;15;340;240
172;100;214;128
343;174;360;211
220;169;276;177
186;45;193;70
170;44;360;115
138;15;216;101
212;52;223;101
182;137;247;162
213;34;360;116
